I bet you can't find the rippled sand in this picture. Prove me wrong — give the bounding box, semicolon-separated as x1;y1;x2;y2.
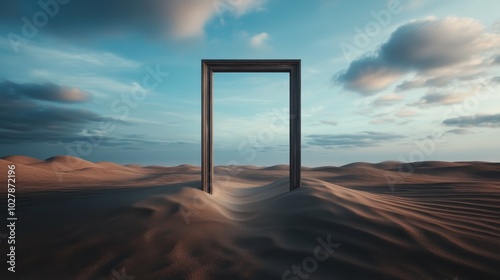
1;156;499;279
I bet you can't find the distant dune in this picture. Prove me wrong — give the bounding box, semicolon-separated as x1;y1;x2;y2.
0;155;499;279
1;155;44;165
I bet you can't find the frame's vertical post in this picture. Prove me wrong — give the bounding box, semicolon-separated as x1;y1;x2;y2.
201;61;213;194
290;61;301;191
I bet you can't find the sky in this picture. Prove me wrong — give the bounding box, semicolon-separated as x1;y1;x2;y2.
0;0;499;166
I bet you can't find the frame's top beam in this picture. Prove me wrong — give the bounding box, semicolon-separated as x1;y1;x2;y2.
202;59;301;73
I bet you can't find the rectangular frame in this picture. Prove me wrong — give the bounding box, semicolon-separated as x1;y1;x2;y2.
202;59;301;194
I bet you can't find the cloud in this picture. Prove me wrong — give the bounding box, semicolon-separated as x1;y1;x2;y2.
395;109;417;118
320;120;338;126
494;55;500;65
334;57;403;94
446;128;473;135
412;91;472;107
0;80;140;147
0;38;142;71
0;99;104;135
369;118;394;125
380;17;494;70
395;76;455;91
0;80;90;103
250;32;270;49
442;113;500;128
0;81;102;134
335;17;500;95
404;0;427;10
1;0;266;40
493;76;500;84
371;94;404;106
307;131;404;148
217;0;266;16
28;45;141;69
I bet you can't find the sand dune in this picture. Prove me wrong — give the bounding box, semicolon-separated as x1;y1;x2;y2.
1;155;45;165
0;156;499;279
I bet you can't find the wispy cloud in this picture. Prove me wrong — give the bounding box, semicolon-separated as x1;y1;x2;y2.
307;131;404;148
411;91;472;107
0;80;136;146
0;40;148;98
443;113;500;128
371;94;404;107
370;118;395;125
395;109;417;118
320;120;338;126
0;80;90;103
446;128;473;135
0;38;141;70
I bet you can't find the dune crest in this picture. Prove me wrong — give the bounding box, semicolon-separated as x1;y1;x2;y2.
1;155;44;165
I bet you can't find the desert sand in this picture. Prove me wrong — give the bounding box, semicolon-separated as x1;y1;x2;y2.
0;155;499;280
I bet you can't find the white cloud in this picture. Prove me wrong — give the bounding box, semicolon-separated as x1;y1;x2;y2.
250;32;270;49
371;94;404;106
395;109;417;118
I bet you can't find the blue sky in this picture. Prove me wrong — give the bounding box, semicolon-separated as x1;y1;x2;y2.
0;0;499;166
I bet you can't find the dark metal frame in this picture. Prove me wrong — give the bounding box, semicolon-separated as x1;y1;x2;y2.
202;59;301;194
